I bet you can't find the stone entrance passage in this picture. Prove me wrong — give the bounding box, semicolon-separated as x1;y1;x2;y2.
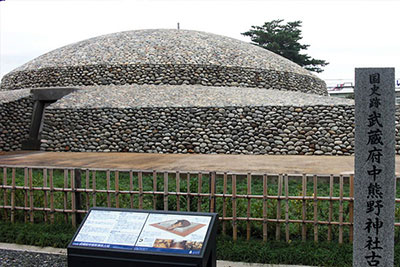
21;87;78;150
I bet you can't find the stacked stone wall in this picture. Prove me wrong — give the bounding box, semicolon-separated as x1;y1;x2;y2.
0;97;33;151
0;64;327;96
40;105;400;155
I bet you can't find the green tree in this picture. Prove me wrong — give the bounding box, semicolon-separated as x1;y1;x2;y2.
242;19;328;73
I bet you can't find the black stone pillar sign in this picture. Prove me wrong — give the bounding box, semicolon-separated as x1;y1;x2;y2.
68;208;218;267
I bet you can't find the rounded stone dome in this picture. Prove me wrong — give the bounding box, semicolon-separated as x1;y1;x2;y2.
0;29;327;95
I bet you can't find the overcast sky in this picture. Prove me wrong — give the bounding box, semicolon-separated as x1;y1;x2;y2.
0;0;399;87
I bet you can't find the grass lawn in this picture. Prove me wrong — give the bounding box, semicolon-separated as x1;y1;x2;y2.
1;221;400;266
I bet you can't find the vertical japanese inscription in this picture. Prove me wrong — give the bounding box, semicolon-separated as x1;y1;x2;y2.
354;68;395;267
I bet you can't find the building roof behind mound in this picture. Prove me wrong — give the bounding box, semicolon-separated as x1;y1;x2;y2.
48;85;353;109
14;29;311;76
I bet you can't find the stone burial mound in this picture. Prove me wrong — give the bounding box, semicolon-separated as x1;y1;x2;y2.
0;29;388;155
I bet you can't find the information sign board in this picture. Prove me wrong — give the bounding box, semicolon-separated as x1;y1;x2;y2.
67;208;217;267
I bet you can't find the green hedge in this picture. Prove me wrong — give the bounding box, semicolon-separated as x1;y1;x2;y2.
1;221;400;266
0;221;75;248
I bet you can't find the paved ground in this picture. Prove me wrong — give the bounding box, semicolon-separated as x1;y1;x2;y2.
0;242;312;267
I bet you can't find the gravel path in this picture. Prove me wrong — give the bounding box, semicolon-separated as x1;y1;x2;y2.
0;86;354;108
49;84;354;109
0;249;67;267
0;249;308;267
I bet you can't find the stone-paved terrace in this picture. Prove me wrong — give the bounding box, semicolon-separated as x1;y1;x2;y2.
49;85;353;109
0;89;31;103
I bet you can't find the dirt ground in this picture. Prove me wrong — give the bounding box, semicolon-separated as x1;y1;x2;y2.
0;151;386;175
0;151;399;175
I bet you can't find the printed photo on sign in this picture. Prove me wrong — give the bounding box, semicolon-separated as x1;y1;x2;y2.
153;239;203;250
150;219;206;237
134;213;211;255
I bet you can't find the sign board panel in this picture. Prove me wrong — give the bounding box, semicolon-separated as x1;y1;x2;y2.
70;209;212;255
72;210;148;250
68;208;217;267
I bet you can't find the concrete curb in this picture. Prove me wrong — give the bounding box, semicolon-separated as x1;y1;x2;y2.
0;242;67;255
0;242;312;267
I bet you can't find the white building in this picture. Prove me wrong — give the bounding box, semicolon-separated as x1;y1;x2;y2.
327;78;400;104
